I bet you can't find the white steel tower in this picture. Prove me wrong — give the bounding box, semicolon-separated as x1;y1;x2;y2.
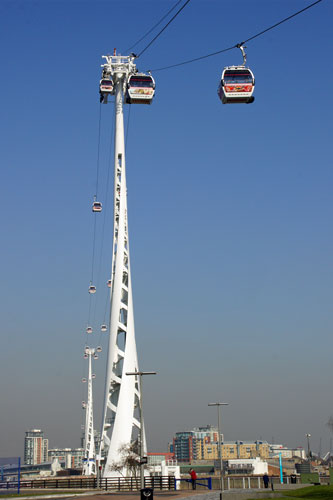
82;347;97;476
99;53;154;477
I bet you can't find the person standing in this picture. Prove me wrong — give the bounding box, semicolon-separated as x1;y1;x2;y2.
189;468;197;490
263;473;269;488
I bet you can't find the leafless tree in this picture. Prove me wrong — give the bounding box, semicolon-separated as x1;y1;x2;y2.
107;440;140;479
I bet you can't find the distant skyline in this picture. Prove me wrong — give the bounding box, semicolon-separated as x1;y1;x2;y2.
1;0;332;459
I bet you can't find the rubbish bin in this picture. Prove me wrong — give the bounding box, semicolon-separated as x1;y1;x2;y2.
141;488;153;500
290;475;297;484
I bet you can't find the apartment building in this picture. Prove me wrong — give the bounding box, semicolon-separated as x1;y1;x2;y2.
173;426;269;462
24;429;49;465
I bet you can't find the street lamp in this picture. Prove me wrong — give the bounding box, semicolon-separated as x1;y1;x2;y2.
126;370;157;490
208;402;229;500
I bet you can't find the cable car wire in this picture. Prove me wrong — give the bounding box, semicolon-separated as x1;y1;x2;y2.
149;0;324;72
125;0;184;53
137;0;192;58
95;104;102;197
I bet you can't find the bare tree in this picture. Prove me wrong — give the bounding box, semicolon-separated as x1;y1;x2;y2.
107;441;141;479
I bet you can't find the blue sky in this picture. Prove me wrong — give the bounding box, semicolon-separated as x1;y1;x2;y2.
1;0;332;459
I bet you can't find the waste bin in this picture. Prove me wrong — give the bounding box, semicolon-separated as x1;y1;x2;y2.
290;475;297;484
141;488;153;500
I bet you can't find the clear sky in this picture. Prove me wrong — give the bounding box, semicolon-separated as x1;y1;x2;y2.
1;0;332;459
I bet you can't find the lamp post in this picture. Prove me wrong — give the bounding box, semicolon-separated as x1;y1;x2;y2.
126;370;157;490
208;403;229;500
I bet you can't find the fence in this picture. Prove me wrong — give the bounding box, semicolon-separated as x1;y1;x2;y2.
12;476;175;492
175;477;212;490
0;457;21;494
8;474;306;492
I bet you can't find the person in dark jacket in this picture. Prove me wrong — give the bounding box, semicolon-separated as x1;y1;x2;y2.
263;473;269;488
189;468;197;489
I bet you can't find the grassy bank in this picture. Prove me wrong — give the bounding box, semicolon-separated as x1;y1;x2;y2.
252;485;333;500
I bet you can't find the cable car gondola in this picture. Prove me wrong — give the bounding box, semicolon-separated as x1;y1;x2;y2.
99;73;114;104
86;326;93;334
107;279;112;288
100;78;113;94
126;73;155;105
89;285;96;294
96;346;102;352
92;201;102;213
101;324;107;332
218;45;255;104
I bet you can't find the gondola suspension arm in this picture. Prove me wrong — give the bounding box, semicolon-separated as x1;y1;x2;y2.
236;43;247;66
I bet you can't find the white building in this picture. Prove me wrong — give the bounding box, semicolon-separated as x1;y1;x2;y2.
148;456;180;487
227;457;268;475
270;444;306;459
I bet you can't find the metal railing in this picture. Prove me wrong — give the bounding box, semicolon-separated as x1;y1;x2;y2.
4;476;175;492
175;477;212;490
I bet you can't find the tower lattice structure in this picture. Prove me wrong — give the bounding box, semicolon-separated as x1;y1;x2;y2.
99;54;145;477
82;347;96;476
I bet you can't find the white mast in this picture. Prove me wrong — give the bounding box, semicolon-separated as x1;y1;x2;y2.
82;347;96;476
99;53;145;477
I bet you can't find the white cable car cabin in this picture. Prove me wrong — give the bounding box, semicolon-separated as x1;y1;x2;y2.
96;346;102;352
107;279;112;288
99;77;114;104
101;324;107;332
89;285;96;294
92;201;102;213
86;326;93;334
218;44;255;104
100;78;113;94
218;67;255;104
126;73;155;105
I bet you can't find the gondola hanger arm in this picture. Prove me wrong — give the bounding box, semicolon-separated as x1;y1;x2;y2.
236;43;247;66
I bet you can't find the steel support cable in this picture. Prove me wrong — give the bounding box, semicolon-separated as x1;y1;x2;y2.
149;0;324;71
93;103;115;342
95;104;102;197
87;103;103;330
137;0;192;58
125;0;184;53
242;0;323;44
125;104;131;152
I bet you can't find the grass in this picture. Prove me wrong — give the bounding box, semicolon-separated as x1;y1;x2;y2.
251;485;333;500
0;490;87;498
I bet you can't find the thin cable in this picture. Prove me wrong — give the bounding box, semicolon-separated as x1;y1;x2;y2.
137;0;192;58
243;0;323;44
125;0;183;53
94;102;115;335
149;0;324;72
151;45;236;71
125;104;131;151
95;104;102;197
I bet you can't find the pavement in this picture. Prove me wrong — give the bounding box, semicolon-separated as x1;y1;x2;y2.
0;490;283;500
